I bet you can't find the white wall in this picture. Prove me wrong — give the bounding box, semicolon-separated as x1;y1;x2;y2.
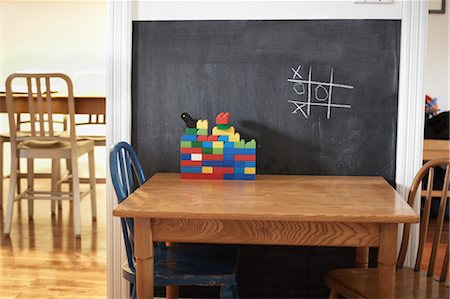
133;1;403;20
0;0;107;92
425;11;449;112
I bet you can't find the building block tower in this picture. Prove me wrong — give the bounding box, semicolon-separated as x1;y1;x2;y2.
180;112;256;180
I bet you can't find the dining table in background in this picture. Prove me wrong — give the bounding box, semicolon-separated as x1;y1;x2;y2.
113;173;419;299
0;93;105;114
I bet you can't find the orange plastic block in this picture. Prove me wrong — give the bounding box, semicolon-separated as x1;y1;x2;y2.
180;148;202;154
207;135;219;141
197;135;209;142
216;112;230;125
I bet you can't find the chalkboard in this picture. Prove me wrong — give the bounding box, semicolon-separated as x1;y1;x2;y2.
132;20;401;298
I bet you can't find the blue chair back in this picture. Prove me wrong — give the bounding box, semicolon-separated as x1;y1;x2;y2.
109;141;147;273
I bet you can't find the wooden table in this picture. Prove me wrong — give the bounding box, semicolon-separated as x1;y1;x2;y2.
113;173;419;299
0;93;105;114
423;139;450;160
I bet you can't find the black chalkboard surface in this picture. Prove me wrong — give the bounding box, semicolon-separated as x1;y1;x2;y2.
132;20;400;298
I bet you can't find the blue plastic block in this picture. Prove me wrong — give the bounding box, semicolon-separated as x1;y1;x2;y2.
244;161;256;167
218;136;229;142
181;154;191;160
233;174;256;180
181;167;202;173
234;167;244;174
224;154;234;161
202;141;212;148
224;148;235;154
233;148;256;155
202;160;224;167
223;160;234;167
181;135;197;141
234;161;244;168
224;174;234;180
224;142;234;148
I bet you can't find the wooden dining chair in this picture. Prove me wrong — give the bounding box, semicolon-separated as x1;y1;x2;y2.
3;73;96;237
109;141;239;299
325;158;450;299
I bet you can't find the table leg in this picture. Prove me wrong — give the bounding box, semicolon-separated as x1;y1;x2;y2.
135;218;154;299
355;247;369;268
378;224;398;298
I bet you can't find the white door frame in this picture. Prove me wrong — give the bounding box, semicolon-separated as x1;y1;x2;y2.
106;1;428;297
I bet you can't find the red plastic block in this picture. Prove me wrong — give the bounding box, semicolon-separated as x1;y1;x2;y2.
202;154;224;161
181;173;224;180
180;160;202;167
216;112;230;125
207;135;219;141
213;167;234;174
197;135;209;142
180;148;202;154
235;154;256;161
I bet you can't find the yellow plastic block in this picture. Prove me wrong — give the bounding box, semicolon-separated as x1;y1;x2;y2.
244;167;256;175
228;133;240;142
196;119;208;130
212;141;224;148
212;126;235;136
202;166;213;174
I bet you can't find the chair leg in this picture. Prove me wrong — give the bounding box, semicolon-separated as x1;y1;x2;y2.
0;137;3;209
166;286;179;299
27;159;34;219
131;283;136;299
329;289;339;299
16;157;21;195
88;150;97;221
220;284;239;299
71;156;82;237
56;159;62;210
51;159;60;215
3;152;18;235
66;158;73;194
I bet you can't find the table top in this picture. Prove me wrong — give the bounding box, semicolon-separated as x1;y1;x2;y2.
113;173;419;224
423;139;450;160
0;92;105;114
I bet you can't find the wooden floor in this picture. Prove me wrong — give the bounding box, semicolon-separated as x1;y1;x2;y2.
0;149;106;298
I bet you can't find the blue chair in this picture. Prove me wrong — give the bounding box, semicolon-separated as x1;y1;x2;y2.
110;142;239;299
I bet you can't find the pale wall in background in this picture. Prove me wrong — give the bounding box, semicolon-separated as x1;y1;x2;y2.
0;0;107;90
0;0;107;131
425;11;449;112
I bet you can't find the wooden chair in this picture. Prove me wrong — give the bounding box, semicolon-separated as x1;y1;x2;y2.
109;142;239;299
3;73;96;237
0;113;66;209
325;158;450;299
71;70;106;184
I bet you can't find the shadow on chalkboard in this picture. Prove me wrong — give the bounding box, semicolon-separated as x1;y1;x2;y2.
240;120;326;175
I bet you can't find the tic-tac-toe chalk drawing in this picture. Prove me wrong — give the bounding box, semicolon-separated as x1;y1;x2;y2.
287;65;355;119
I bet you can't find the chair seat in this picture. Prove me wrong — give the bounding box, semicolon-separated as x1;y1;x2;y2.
123;244;239;286
77;135;106;146
325;267;449;299
18;139;94;158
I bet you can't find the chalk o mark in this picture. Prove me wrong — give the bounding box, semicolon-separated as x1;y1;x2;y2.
293;82;305;95
315;84;329;102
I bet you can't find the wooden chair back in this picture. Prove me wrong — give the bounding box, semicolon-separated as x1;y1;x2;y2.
5;73;76;147
397;158;449;282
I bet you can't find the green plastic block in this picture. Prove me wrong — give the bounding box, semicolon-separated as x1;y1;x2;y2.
245;139;257;149
186;128;197;135
212;148;223;155
234;140;245;149
192;141;202;148
217;124;230;130
197;129;208;136
180;141;191;148
202;147;212;154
